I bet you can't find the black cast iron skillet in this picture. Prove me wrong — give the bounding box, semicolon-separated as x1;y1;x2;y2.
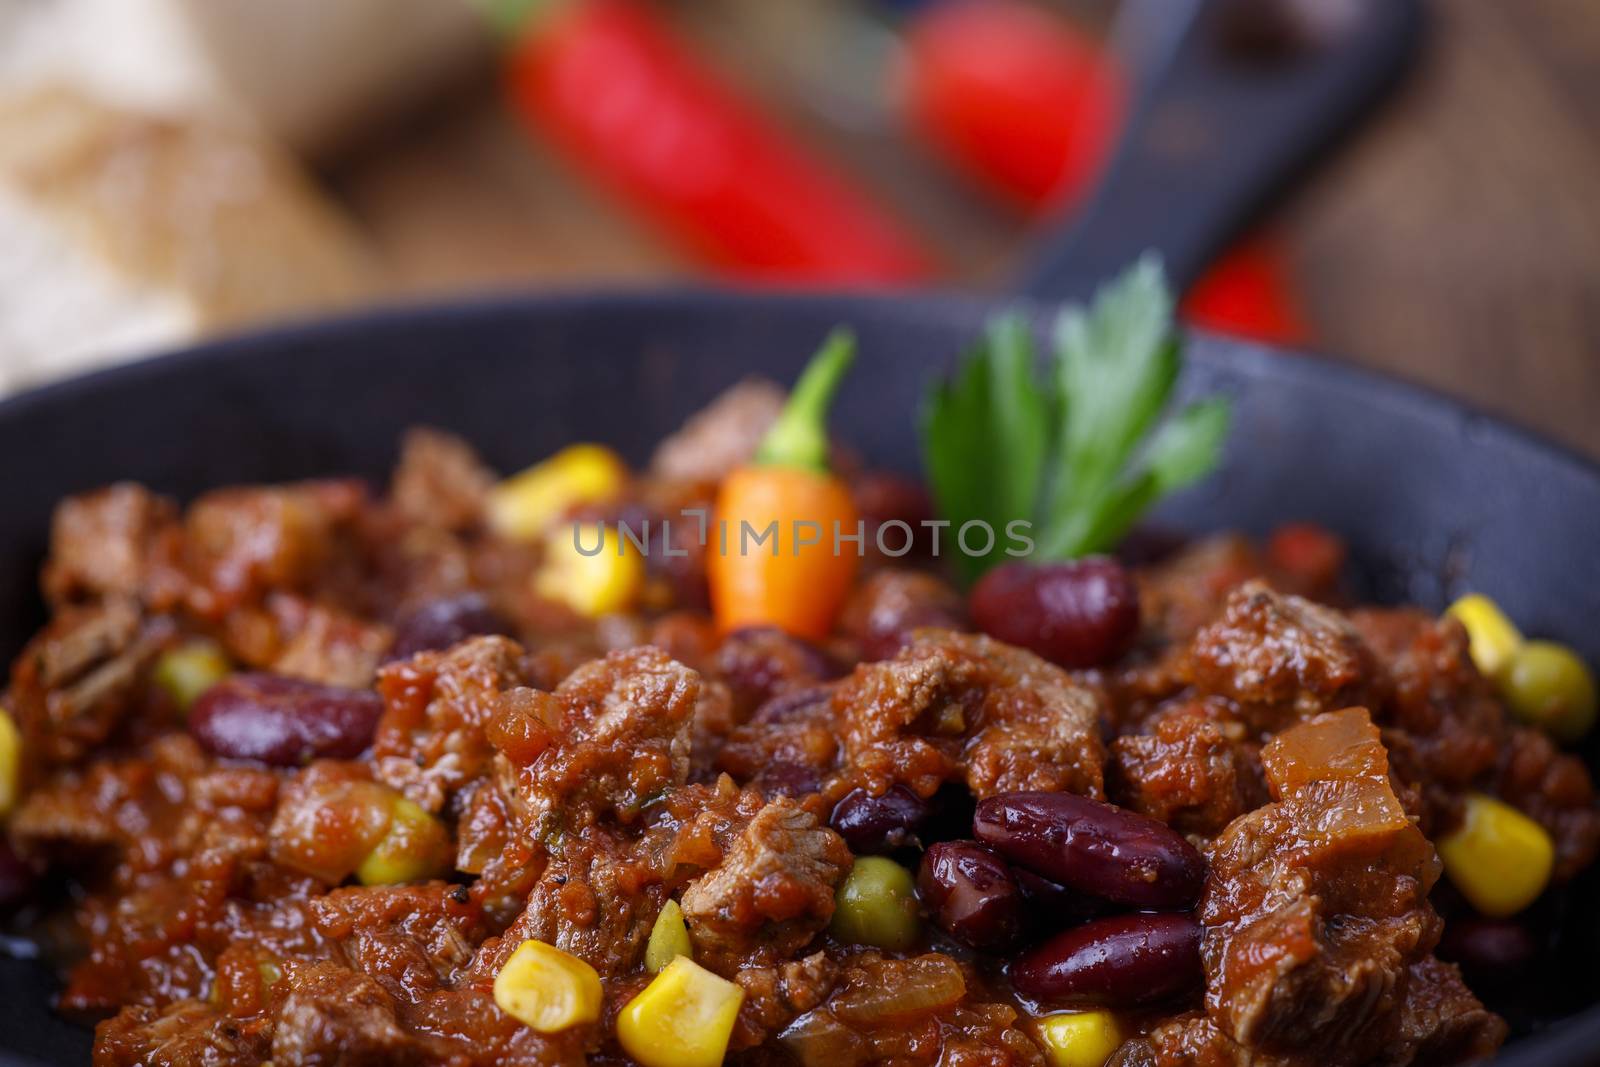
7;1;1600;1064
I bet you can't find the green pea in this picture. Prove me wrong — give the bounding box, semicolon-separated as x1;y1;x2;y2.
829;856;920;951
1501;640;1598;743
152;640;231;712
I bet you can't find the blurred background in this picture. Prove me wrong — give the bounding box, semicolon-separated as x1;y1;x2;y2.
0;0;1596;455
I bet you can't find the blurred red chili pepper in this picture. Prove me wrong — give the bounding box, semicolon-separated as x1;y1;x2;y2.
902;0;1123;213
1181;235;1311;347
504;0;933;284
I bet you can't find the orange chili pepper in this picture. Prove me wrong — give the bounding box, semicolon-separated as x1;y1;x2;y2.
709;332;860;639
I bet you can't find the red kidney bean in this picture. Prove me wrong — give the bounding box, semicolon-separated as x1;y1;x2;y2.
918;841;1022;950
752;761;822;800
968;558;1139;669
841;571;966;661
751;686;834;725
190;674;383;766
1011;912;1203;1008
716;627;842;717
389;593;514;660
853;471;935;556
830;786;930;855
1438;917;1538;975
974;792;1206;909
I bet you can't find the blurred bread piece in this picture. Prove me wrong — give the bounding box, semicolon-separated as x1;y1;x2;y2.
0;0;489;156
171;0;490;155
0;89;379;392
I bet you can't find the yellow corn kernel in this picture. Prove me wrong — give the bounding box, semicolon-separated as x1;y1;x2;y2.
0;706;18;818
488;444;628;542
356;797;454;886
494;939;603;1033
152;639;231;712
535;522;644;618
645;899;692;974
617;956;745;1067
1438;793;1554;918
1036;1011;1124;1067
1446;594;1523;679
829;856;921;951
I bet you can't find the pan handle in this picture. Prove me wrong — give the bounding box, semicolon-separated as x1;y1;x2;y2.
1016;0;1424;303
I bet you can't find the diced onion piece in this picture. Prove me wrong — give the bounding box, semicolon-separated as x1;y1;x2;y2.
1260;706;1387;796
827;954;965;1024
1438;793;1554;918
616;956;744;1067
494;939;603;1033
488;444;628;541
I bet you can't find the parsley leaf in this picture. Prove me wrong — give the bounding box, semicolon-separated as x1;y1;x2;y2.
919;256;1231;581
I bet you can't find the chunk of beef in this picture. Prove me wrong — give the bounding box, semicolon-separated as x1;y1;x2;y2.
731;952;838;1050
1382;957;1507;1067
1110;701;1262;837
6;596;169;766
94;1001;269;1067
834;630;1105;800
183;481;366;619
265;594;392;688
649;378;785;485
1354;608;1600;877
1198;709;1496;1065
374;635;530;814
1108;1012;1261;1067
1139;535;1268;644
43;483;179;607
479;779;763;980
1352;609;1502;833
391;427;495;532
312;884;483;992
11;732;206;860
511;646;699;828
680;798;849;971
489;822;663;978
1180;582;1373;734
270;960;427;1066
717;686;839;799
1494;725;1600;879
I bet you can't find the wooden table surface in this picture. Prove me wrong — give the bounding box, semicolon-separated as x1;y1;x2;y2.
330;0;1600;458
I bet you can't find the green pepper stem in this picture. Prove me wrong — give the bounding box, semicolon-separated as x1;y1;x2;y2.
755;328;856;473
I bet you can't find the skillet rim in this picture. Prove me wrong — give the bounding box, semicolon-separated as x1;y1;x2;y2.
2;285;1596;490
0;285;1596;1067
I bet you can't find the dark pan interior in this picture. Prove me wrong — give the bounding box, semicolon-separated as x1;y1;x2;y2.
1;291;1597;1065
